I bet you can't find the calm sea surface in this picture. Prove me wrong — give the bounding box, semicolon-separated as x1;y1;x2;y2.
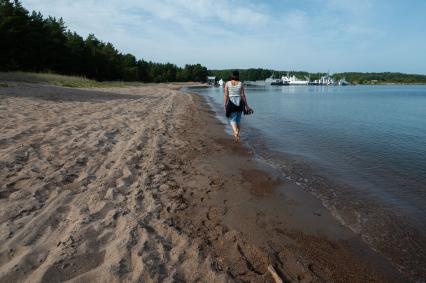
192;84;426;278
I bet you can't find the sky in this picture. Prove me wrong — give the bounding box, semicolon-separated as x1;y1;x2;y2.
20;0;426;74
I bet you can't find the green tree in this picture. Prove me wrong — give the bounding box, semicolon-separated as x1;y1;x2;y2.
0;0;31;70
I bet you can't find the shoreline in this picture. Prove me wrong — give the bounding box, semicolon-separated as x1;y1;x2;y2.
181;89;410;282
193;84;426;282
0;82;410;282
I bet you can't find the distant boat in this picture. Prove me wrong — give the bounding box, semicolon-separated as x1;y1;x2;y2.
218;79;224;87
265;75;284;85
338;77;350;86
244;80;266;86
310;74;336;85
271;80;284;85
281;73;309;85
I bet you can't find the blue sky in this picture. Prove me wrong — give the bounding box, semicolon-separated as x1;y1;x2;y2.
21;0;426;74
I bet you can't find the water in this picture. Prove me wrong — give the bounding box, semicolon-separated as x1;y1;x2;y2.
191;84;426;279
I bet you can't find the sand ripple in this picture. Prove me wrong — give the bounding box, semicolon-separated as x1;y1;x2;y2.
0;84;224;282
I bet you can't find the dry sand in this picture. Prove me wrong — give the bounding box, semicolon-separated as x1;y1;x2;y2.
0;82;409;282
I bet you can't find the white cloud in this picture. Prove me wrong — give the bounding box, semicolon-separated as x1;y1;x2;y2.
19;0;426;73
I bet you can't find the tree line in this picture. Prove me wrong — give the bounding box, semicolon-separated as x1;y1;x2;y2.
332;72;426;84
209;69;336;82
209;68;426;84
0;0;208;82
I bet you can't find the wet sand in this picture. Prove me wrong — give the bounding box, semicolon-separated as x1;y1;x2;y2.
0;82;409;282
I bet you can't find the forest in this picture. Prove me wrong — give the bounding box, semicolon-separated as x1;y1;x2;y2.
332;72;426;84
0;0;208;82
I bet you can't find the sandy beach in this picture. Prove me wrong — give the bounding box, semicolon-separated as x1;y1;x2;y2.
0;82;409;282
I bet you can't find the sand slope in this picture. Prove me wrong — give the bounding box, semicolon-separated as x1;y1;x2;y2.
0;83;408;282
0;84;225;282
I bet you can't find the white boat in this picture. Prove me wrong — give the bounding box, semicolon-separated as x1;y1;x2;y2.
244;80;266;86
310;74;336;85
338;77;349;86
218;79;224;87
265;75;283;85
281;74;309;85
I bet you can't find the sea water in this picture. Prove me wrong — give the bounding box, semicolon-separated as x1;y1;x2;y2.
192;84;426;279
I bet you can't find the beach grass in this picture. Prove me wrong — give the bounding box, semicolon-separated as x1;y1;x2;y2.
0;72;144;88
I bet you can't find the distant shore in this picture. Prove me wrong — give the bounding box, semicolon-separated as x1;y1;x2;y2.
0;81;409;282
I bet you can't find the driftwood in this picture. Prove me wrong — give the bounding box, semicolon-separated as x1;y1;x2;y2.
267;265;284;283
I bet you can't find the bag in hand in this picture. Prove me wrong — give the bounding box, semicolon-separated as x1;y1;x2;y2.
226;99;253;117
244;103;254;115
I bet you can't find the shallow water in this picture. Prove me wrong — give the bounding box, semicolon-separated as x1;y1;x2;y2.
191;84;426;279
